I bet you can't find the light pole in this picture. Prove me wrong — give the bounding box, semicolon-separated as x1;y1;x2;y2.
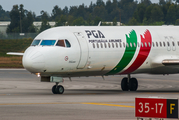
119;10;121;26
19;11;22;33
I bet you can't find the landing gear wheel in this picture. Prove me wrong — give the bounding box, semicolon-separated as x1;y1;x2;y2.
121;77;129;91
52;85;58;94
56;85;64;94
52;85;64;94
129;78;138;91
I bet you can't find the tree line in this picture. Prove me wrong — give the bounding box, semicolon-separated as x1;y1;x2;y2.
1;0;179;33
129;0;179;25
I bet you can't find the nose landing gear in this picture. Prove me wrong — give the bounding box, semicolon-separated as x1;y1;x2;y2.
121;74;138;91
52;82;64;94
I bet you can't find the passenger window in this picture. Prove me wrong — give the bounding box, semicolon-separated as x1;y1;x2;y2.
145;42;147;47
65;40;71;48
97;43;99;48
116;43;118;48
112;43;114;48
93;43;95;48
104;43;107;48
178;41;179;46
56;40;66;47
148;42;151;47
101;43;103;48
130;43;132;47
137;42;140;47
126;43;129;47
160;42;162;47
119;43;122;48
108;43;111;48
172;41;175;46
167;42;170;46
141;43;143;47
152;42;155;47
163;42;166;47
133;43;136;47
123;42;125;47
156;42;158;47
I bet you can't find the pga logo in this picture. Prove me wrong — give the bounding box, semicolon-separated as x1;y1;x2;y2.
85;30;105;38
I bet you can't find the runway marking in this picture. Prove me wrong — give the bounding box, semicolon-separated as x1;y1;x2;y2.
82;103;135;108
0;69;25;71
0;102;134;107
0;102;81;106
139;78;179;83
137;92;179;95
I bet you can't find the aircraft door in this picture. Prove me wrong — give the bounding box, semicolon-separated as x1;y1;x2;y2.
74;32;89;69
170;36;176;51
165;37;171;51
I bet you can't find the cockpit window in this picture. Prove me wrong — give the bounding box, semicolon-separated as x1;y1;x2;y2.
31;40;41;46
40;40;56;46
56;39;71;48
65;40;71;48
56;40;66;47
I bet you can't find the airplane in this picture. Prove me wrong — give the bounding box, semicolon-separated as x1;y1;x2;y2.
7;25;179;94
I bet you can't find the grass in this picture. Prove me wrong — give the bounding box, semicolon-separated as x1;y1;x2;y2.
0;38;33;56
0;56;23;68
0;38;33;68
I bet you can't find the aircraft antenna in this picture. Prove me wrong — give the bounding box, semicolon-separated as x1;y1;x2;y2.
98;21;101;26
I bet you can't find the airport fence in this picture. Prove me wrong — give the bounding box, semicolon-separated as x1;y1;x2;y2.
0;33;38;39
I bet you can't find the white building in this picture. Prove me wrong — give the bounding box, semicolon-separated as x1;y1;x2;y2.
0;21;10;35
0;21;121;35
0;21;56;35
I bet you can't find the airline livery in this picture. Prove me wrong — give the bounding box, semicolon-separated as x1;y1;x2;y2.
7;26;179;94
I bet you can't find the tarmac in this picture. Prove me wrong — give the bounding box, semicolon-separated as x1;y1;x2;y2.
0;69;179;120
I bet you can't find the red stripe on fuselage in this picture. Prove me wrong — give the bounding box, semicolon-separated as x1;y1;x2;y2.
121;30;152;74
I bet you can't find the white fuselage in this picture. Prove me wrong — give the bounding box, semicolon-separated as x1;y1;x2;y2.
22;26;179;77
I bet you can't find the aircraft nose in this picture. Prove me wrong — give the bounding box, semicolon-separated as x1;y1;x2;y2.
22;50;45;72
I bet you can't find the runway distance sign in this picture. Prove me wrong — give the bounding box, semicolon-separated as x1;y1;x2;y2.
135;98;178;119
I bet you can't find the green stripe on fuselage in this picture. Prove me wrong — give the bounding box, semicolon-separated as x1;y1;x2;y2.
106;30;137;75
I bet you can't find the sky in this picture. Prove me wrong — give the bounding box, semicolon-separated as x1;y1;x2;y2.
1;0;159;16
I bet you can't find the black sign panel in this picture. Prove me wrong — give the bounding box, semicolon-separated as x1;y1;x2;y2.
167;99;178;118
